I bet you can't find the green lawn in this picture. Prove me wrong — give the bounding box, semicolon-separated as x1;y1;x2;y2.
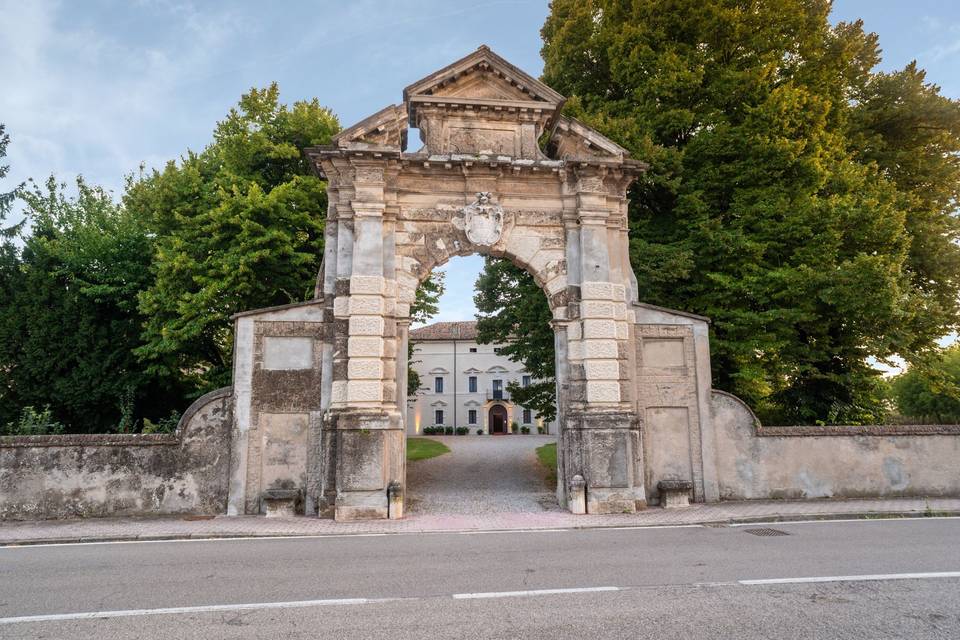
536;442;558;489
406;437;450;462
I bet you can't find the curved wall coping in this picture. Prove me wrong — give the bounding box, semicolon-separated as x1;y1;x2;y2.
0;386;233;449
757;424;960;436
711;389;960;437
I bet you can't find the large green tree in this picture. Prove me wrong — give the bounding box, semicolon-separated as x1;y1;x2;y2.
127;84;339;392
541;0;960;424
407;272;446;396
891;346;960;423
0;124;25;427
0;177;183;432
0;124;22;237
849;62;960;359
474;258;556;422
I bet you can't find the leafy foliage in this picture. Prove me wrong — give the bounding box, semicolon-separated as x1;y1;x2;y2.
2;405;65;436
0;86;340;433
410;272;445;324
407;272;446;397
541;0;960;424
891;347;960;423
474;258;556;423
141;411;183;434
0;177;185;432
0;124;24;237
849;62;960;360
127;84;339;392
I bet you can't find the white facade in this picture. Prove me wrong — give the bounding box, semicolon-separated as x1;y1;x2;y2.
406;322;554;435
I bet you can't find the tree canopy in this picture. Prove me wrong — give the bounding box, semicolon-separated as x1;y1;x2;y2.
474;258;557;423
0;177;183;431
0;87;340;432
0;124;23;238
408;272;446;396
892;346;960;423
541;0;960;424
127;84;339;392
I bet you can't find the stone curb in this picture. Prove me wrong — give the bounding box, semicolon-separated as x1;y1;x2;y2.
2;508;958;547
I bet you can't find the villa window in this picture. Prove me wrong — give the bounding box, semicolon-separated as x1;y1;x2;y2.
468;376;477;393
522;375;531;388
434;377;443;393
435;410;444;425
492;379;503;400
468;409;477;425
523;408;532;424
469;347;477;353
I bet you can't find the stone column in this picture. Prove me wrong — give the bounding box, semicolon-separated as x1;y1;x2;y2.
559;167;646;514
396;319;410;423
551;319;572;507
329;161;405;521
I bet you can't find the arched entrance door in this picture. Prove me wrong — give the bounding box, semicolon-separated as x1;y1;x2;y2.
488;405;509;434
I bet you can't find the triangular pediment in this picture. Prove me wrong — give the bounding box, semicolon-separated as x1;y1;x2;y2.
331;104;407;150
547;115;630;161
432;72;531;101
403;45;564;107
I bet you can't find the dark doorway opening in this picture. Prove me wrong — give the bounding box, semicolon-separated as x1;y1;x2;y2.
489;404;509;434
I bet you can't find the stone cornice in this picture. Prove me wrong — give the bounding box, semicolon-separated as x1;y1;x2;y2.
409;96;556;128
306;146;647;181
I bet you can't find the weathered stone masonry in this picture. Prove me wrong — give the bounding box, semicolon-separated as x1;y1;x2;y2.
0;388;232;520
2;45;958;521
299;46;654;518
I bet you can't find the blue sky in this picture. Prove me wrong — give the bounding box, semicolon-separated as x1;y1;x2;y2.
2;0;959;329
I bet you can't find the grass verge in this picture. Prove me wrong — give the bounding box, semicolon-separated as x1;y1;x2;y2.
407;437;451;461
536;442;557;489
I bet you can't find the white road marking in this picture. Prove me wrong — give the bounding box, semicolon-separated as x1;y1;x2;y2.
0;588;624;625
729;516;960;528
452;586;620;599
3;571;960;625
0;597;392;625
740;571;960;586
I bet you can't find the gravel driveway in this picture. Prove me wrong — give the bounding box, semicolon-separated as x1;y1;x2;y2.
407;435;560;515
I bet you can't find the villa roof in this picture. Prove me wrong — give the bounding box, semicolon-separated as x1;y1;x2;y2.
409;321;479;341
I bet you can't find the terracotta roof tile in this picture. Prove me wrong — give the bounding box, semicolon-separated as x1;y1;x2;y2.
409;321;478;341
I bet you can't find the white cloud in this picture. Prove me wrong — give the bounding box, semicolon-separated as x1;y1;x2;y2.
0;0;245;202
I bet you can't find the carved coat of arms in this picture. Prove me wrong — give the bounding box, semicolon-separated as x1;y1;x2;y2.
463;192;504;246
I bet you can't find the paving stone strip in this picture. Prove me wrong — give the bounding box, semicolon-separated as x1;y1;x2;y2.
1;497;958;546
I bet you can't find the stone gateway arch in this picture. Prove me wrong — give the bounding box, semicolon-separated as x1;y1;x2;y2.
4;47;957;523
227;46;721;519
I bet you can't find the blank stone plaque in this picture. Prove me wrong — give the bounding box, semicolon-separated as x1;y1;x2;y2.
262;336;313;370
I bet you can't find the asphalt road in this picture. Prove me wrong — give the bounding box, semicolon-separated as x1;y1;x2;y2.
1;518;958;639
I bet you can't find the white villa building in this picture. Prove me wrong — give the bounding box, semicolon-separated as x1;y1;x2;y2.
406;321;555;435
